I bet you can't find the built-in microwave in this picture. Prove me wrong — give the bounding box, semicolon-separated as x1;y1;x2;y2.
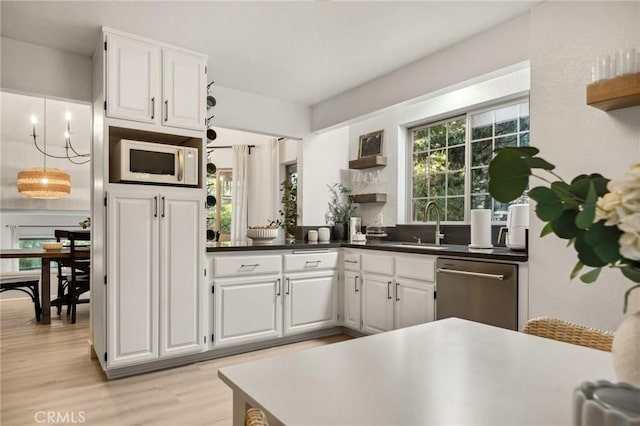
111;139;199;186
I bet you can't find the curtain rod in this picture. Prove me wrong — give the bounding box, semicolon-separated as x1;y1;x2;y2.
207;145;256;155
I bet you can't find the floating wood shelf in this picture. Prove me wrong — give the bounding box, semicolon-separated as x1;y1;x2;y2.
353;193;387;203
349;155;387;169
587;72;640;111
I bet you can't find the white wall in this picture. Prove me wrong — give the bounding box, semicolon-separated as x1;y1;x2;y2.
311;14;530;132
528;1;640;331
1;37;92;103
1;92;92;211
300;127;350;225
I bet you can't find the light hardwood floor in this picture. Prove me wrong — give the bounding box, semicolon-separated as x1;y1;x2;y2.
1;299;351;425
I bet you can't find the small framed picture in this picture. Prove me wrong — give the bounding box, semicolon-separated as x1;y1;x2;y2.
358;130;384;158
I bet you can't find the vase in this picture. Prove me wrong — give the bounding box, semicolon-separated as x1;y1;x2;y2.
333;222;346;241
612;310;640;386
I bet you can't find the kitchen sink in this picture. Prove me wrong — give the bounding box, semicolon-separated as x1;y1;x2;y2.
393;243;448;250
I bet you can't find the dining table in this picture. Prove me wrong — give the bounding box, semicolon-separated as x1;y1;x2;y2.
0;246;89;324
218;317;617;426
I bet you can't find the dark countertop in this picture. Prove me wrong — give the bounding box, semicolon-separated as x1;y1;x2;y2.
206;240;528;262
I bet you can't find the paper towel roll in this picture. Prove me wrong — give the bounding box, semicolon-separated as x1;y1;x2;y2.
470;209;493;248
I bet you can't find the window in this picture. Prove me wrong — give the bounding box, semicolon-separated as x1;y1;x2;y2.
409;99;529;223
18;238;55;270
207;169;233;241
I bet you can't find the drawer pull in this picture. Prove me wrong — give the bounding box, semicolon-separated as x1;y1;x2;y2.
286;278;290;295
276;278;281;296
305;260;321;267
344;259;358;264
355;275;359;292
240;263;259;269
396;282;400;301
387;281;392;300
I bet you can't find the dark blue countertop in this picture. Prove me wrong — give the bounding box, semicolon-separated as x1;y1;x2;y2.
206;240;527;262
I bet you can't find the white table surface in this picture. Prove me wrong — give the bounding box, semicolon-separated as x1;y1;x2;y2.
218;318;616;426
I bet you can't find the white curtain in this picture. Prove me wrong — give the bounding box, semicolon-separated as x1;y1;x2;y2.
231;145;249;241
268;138;280;225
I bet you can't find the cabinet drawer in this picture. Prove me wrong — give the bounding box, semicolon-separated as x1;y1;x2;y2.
284;252;338;272
343;252;361;271
396;256;435;282
213;255;281;277
362;253;394;276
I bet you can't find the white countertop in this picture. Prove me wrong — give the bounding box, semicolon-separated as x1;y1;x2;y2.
218;318;615;425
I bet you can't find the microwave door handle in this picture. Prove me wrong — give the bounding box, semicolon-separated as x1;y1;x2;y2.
177;149;184;182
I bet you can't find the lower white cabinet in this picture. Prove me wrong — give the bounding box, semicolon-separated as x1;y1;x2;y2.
361;273;394;334
343;270;361;330
394;279;435;329
214;275;282;347
283;271;338;335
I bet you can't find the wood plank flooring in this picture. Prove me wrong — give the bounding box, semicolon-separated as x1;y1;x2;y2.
1;299;351;425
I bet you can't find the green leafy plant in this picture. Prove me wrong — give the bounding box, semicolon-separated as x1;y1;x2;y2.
326;183;357;224
489;146;640;311
279;176;298;237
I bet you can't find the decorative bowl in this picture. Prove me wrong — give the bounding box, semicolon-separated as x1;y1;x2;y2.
42;242;63;251
247;228;278;244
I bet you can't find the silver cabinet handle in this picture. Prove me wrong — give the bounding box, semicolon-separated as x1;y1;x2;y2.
150;97;155;119
354;275;359;292
396;282;400;301
177;149;184;182
286;277;290;295
161;196;166;218
387;281;392;300
164;100;168;122
344;259;358;264
240;263;259;269
276;278;281;296
305;260;321;267
437;268;505;281
153;196;158;218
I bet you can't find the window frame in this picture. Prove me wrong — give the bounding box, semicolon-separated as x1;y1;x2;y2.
207;168;233;242
407;96;530;225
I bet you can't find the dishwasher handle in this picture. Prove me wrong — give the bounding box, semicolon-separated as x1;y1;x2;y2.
437;267;505;281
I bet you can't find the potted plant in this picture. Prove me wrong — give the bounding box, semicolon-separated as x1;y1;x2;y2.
489;146;640;384
326;183;357;241
279;176;298;242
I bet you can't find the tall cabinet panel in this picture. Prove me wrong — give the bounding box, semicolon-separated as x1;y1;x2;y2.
361;274;394;334
162;49;206;131
159;192;203;357
107;190;159;367
343;270;361;330
106;34;159;123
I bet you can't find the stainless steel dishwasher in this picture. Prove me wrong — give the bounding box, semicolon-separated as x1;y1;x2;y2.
436;258;518;330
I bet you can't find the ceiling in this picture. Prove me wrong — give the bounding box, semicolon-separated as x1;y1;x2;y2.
0;1;539;106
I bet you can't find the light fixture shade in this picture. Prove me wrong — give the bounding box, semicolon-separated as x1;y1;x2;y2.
17;167;71;199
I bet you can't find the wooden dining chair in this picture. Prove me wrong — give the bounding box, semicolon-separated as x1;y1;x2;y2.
0;272;42;321
245;407;269;426
52;231;91;323
523;317;614;352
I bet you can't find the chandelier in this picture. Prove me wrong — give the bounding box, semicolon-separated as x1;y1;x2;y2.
16;100;87;199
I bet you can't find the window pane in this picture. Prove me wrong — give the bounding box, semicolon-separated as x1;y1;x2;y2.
448;171;465;196
471;194;491;210
471;140;492;167
19;239;55;270
429;125;446;149
448;146;465;171
495;119;517;136
429;173;446;197
493;200;510;222
413;199;428;222
471;167;489;193
447;197;465;221
520;116;530;131
427;150;447;173
413;152;427;175
495;134;517;149
413;129;428;152
447;120;465;146
413;175;428;198
520;132;530;146
471;110;493;140
494;104;519;136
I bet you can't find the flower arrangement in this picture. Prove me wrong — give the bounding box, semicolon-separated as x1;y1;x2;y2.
488;146;639;311
325;183;357;224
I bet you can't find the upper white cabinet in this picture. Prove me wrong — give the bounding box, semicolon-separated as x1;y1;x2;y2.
105;32;206;131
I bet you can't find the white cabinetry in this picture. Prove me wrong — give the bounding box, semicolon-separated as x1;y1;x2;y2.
105;32;206;131
283;252;338;335
394;255;435;329
106;187;204;367
361;253;394;334
342;251;361;331
212;254;282;347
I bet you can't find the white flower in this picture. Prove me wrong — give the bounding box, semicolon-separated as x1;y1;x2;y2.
597;164;640;227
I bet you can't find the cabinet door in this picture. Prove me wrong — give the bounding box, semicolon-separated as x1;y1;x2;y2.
361;274;394;334
214;276;282;347
107;190;159;367
343;270;361;331
394;280;435;330
106;34;159;123
283;272;338;335
159;192;204;357
162;49;206;131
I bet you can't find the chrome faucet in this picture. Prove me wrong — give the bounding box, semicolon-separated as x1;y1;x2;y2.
423;201;445;246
